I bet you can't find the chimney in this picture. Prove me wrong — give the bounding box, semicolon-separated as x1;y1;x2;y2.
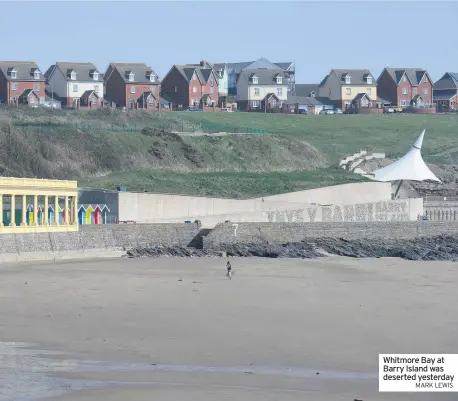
200;60;206;67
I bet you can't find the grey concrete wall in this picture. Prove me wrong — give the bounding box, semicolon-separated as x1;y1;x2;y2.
0;223;200;257
204;221;458;248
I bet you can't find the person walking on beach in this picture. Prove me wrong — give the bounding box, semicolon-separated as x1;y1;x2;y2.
226;261;232;279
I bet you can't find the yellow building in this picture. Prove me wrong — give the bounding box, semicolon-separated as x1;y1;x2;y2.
318;69;378;111
0;177;78;233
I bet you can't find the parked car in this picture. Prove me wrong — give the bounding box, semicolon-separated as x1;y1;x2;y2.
320;109;334;115
221;107;233;112
185;106;203;112
384;107;395;113
298;109;307;115
334;108;343;114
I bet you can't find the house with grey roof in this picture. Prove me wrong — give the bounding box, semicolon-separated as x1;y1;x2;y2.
104;63;160;110
377;68;433;109
160;61;220;109
318;69;378;111
236;68;288;111
433;72;458;112
285;95;334;115
0;61;46;106
44;62;103;108
295;84;319;98
217;58;295;95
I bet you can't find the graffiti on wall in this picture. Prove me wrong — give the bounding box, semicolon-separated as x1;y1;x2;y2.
265;201;410;223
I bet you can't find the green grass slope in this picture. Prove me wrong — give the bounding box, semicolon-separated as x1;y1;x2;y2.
1;107;456;198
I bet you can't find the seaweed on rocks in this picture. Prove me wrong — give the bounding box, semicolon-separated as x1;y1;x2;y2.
125;235;458;261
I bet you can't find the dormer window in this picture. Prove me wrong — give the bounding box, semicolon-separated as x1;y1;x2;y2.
345;76;351;84
128;72;134;82
276;76;282;84
366;76;373;84
69;71;77;80
310;91;316;98
9;68;18;79
93;72;99;81
251;75;259;84
34;71;40;79
149;73;156;83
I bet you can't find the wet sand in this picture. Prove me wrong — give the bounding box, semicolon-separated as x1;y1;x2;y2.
1;256;457;400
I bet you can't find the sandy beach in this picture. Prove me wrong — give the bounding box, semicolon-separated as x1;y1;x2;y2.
1;256;457;400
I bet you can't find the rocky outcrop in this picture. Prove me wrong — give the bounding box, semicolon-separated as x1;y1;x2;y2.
126;234;458;261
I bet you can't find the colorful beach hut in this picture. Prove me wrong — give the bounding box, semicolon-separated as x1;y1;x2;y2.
78;204;110;225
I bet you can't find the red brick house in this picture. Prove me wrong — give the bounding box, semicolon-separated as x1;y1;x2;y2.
0;61;46;106
104;63;161;110
377;68;433;108
161;61;220;110
433;72;458;112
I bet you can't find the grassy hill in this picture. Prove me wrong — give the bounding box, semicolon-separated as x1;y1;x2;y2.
0;107;456;198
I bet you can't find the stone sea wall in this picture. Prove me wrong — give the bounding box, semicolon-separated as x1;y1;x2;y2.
203;221;458;248
0;223;200;262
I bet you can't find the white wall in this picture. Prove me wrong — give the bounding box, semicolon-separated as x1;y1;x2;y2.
47;67;104;99
118;182;394;227
236;81;288;102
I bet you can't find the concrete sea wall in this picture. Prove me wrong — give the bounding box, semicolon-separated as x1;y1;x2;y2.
203;221;458;248
0;223;200;263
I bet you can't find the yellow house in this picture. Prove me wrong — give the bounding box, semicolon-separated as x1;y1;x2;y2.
318;69;378;111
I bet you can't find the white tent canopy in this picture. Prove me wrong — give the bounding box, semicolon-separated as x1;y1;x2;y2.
372;129;441;183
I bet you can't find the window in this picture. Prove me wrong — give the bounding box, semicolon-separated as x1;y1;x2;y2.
402;75;407;82
11;83;17;91
34;71;40;79
346;88;351;95
367;88;372;95
310;91;316;98
366;77;373;84
10;70;17;79
210;86;214;94
128;73;134;82
70;71;77;80
202;86;206;93
402;88;408;95
423;75;428;83
149;74;156;83
413;87;418;95
277;88;283;97
276;77;283;84
93;73;99;81
192;86;197;93
345;77;351;84
130;87;136;94
252;100;260;108
252;77;259;84
72;84;78;92
33;84;39;91
424;88;428;95
174;86;178;93
29;96;35;104
254;87;260;96
94;85;100;94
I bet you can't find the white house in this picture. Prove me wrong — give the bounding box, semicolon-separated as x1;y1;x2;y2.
44;62;104;108
212;63;228;106
236;68;288;111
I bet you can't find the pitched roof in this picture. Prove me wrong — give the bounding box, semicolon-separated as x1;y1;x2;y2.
383;68;428;86
238;68;287;85
433;90;457;101
325;69;376;86
81;90;99;100
0;61;45;82
295;84;319;97
218;58;293;74
175;65;217;84
433;72;458;90
353;92;372;101
46;62;103;82
106;62;160;84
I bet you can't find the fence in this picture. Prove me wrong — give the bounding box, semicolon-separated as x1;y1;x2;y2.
12;121;272;135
